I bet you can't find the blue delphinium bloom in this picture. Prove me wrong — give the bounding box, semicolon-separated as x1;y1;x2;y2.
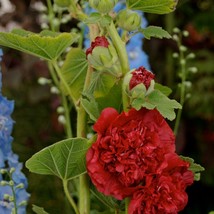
0;49;30;213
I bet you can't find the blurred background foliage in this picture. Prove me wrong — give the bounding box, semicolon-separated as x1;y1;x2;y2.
0;0;214;213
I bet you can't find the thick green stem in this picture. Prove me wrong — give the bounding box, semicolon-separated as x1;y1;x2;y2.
107;21;129;75
77;66;93;214
107;21;130;111
63;180;80;214
125;197;130;214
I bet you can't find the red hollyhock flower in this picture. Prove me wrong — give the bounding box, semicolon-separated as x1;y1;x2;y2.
86;107;175;200
128;153;194;214
86;36;109;57
129;66;155;90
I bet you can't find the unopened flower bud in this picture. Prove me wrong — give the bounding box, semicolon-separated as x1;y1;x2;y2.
54;0;70;7
9;180;14;186
129;67;155;90
183;30;189;37
188;67;198;73
86;36;120;72
173;27;180;33
117;9;141;31
57;106;65;114
58;115;66;125
179;45;187;52
4;194;10;200
0;181;8;186
9;167;15;174
19;200;28;206
15;183;25;189
38;77;51;85
0;169;7;174
186;53;195;59
50;86;59;94
172;53;179;58
86;36;109;57
89;0;118;14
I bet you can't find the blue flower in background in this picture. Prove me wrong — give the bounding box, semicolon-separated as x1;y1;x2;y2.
0;49;29;214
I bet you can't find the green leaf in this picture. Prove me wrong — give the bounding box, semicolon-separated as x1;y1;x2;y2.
81;92;100;121
26;138;90;180
127;0;178;14
32;205;49;214
131;89;181;120
90;185;121;211
89;71;118;98
154;83;172;96
180;156;205;181
140;26;171;40
85;13;112;27
0;29;78;61
61;48;88;103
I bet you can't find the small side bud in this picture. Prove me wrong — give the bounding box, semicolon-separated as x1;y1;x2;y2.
9;167;16;174
0;181;8;186
117;9;141;31
173;27;180;33
58;115;66;125
89;0;118;14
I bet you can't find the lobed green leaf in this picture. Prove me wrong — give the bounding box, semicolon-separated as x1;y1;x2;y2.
26;138;90;181
140;26;171;40
127;0;178;14
0;29;79;61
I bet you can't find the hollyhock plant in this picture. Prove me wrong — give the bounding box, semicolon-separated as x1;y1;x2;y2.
86;107;175;199
0;0;204;213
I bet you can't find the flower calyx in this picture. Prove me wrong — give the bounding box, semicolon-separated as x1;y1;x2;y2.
117;9;141;32
89;0;118;14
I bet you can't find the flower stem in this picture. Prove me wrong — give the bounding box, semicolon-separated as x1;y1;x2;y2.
107;21;130;111
125;197;130;214
63;180;80;214
174;40;186;136
77;66;93;214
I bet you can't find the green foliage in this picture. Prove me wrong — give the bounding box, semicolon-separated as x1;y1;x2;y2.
54;0;70;7
90;185;122;211
61;48;88;103
85;13;112;27
0;29;78;61
127;0;178;14
81;92;100;121
32;205;49;214
140;26;171;40
154;83;172;96
26;138;91;181
180;156;205;181
131;86;182;121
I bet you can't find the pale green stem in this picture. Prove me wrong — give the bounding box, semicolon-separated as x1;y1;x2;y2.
46;0;55;32
62;93;73;138
63;180;80;214
125;197;130;214
174;41;186;136
107;21;130;111
49;61;73;138
52;60;76;107
77;66;93;214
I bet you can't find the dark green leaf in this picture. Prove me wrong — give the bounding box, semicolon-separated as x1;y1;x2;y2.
127;0;178;14
26;138;90;180
90;185;120;211
32;205;49;214
81;92;100;121
140;26;171;40
0;29;78;61
61;48;88;103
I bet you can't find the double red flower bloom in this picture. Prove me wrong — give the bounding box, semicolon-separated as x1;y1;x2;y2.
86;107;194;213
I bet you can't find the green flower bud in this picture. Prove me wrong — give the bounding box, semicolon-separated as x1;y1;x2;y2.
54;0;70;7
89;0;118;14
117;9;141;31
